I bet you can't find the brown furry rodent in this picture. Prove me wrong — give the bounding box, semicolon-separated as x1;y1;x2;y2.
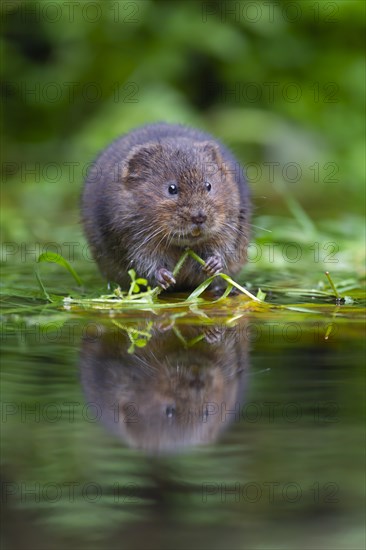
82;122;250;290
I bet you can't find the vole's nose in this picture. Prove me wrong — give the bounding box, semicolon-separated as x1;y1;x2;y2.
191;210;207;225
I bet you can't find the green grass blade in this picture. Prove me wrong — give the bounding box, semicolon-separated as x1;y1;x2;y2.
34;270;52;302
186;275;217;300
37;252;83;286
218;274;262;302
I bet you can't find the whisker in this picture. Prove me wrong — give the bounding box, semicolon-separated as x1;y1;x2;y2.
132;227;166;255
249;224;272;233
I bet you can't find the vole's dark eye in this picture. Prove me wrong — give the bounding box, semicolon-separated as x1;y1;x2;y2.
205;182;212;192
165;406;176;418
168;183;178;195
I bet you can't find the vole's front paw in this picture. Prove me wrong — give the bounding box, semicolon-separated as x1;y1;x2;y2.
203;255;223;277
203;326;224;344
155;314;175;332
156;268;176;290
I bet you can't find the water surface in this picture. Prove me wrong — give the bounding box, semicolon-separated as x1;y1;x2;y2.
1;267;365;550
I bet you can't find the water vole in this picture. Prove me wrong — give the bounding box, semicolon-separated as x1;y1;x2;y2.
82;122;250;290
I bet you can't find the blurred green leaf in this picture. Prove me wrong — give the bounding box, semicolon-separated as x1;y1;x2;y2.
37;252;83;286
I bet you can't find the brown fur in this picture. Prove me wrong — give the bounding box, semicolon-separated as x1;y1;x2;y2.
82;123;251;290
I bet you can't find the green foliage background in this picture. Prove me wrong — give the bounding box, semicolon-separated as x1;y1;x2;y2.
1;0;365;271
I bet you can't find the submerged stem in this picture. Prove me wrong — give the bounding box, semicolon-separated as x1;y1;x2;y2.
325;271;340;299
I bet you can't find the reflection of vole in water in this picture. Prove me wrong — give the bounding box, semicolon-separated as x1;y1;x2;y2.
79;324;249;453
82;123;251;290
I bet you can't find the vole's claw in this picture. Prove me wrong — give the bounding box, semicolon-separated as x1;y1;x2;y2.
203;255;223;277
203;326;223;344
156;268;176;289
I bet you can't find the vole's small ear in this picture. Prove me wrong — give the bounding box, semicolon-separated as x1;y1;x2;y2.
197;141;226;179
123;142;163;179
198;141;223;165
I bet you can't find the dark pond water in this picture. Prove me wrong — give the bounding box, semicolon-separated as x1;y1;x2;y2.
1;267;365;550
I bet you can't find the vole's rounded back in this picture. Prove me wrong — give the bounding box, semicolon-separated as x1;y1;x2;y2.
82;122;251;290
